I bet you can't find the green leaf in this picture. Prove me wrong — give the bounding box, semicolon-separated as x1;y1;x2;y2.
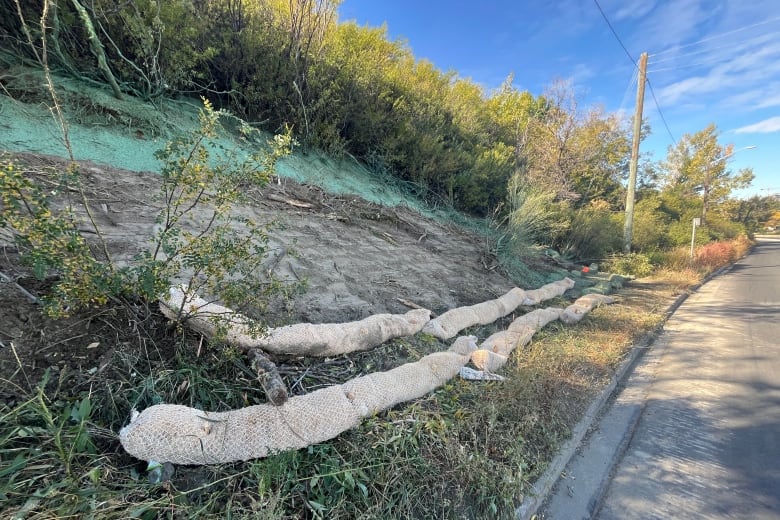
0;454;27;478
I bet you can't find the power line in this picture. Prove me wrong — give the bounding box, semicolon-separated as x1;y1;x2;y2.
648;32;774;65
646;77;676;144
618;67;638;114
650;15;780;57
648;55;740;74
592;0;676;146
592;0;636;66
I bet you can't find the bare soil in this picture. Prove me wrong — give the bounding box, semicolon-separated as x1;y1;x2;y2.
0;151;544;404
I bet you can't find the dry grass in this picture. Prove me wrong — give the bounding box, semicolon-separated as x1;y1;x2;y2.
0;273;687;519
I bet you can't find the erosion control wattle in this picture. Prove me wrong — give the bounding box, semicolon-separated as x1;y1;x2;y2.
119;279;613;464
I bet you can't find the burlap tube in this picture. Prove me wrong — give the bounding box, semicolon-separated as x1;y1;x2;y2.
422;287;527;340
161;286;432;356
448;335;479;355
470;349;508;372
342;351;469;415
521;278;575;306
120;350;469;464
560;293;615;324
119;384;362;465
480;308;563;356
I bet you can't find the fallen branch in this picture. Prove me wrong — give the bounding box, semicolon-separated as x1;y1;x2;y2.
0;271;39;304
247;348;288;406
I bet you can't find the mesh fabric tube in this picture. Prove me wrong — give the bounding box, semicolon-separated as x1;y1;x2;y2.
120;349;469;464
161;286;432;356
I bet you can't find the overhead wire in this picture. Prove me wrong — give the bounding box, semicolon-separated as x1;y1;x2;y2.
592;0;676;144
592;0;635;66
648;32;775;65
645;78;675;144
649;15;780;57
648;54;742;73
618;67;638;114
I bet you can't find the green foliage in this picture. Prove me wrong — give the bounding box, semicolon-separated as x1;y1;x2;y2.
505;179;569;251
0;371;101;516
659;123;754;223
126;99;295;324
0;158;120;317
559;200;623;260
1;100;294;324
630;196;671;252
603;252;654;278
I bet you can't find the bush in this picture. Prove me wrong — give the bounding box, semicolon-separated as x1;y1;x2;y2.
603;253;654;278
652;237;752;276
692;237;751;274
703;214;746;241
631;197;670;252
126;99;295;326
694;241;735;272
0;159;121;316
654;247;693;271
559;200;622;261
505;180;569;251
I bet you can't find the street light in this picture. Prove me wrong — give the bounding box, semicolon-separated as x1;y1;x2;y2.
712;145;757;165
690;145;757;258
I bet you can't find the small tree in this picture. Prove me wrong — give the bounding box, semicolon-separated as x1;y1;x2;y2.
1;100;295;324
660;124;754;224
130;99;295;324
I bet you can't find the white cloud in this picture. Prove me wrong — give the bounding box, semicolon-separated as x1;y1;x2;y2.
569;63;596;83
734;116;780;133
637;0;713;52
654;36;780;106
611;0;658;21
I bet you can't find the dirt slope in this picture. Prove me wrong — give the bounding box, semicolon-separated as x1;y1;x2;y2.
1;152;531;328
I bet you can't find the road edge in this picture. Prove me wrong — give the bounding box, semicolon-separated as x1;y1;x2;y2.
515;262;735;520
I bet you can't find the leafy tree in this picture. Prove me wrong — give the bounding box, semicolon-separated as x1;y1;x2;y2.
721;195;779;235
516;80;630;208
659;123;754;224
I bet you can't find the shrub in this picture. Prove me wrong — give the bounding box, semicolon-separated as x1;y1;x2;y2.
0;159;121;316
654;246;693;271
693;241;735;272
559;200;622;261
505;179;569;251
704;214;746;241
692;237;751;274
0;100;295;323
631;197;670;252
126;99;296;326
730;235;752;258
603;252;654;278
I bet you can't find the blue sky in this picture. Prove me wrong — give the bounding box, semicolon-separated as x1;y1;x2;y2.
338;0;780;197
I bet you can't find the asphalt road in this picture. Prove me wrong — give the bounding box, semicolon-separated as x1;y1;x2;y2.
597;237;780;519
535;237;780;520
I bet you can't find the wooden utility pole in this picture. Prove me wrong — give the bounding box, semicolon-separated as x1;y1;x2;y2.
623;52;648;253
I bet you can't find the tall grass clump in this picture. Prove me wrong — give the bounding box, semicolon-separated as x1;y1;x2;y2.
505;180;568;253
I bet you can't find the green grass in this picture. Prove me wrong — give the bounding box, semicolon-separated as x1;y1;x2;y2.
0;273;680;519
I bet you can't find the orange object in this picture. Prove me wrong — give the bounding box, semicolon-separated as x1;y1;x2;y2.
582;266;590;273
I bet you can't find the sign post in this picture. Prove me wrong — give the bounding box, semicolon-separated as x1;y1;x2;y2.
690;218;701;259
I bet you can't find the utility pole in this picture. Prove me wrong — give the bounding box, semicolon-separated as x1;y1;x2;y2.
623;52;648;253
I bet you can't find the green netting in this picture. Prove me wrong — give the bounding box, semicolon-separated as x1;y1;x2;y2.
0;69;549;287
